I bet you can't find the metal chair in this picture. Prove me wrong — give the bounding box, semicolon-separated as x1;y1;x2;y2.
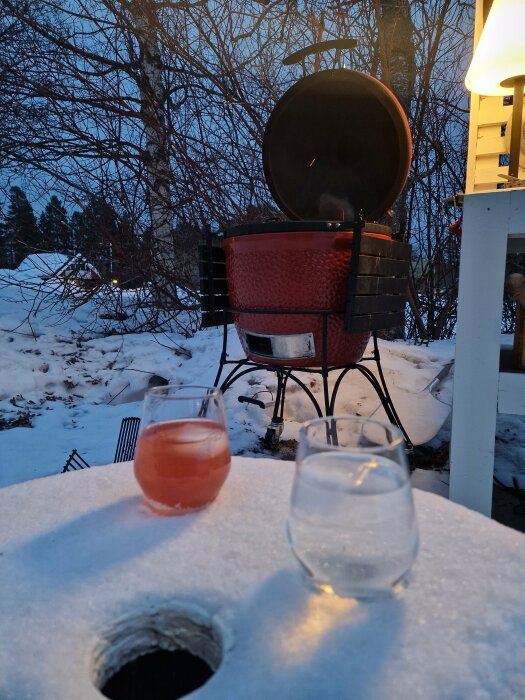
62;416;141;472
113;417;141;463
61;449;91;473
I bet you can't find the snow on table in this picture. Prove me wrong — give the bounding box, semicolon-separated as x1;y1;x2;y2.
1;457;524;700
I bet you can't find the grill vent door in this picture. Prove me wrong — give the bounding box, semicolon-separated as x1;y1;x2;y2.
242;331;315;360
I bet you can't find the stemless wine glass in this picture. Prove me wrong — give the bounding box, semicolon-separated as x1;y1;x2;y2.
287;416;419;600
134;385;231;515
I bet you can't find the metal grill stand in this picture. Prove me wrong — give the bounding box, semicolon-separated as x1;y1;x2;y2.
213;312;412;450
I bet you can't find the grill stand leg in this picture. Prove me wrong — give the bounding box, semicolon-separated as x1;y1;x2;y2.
321;312;331;416
264;370;288;449
370;332;413;451
212;312;231;388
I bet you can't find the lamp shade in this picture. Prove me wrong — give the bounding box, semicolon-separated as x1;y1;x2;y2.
465;0;525;96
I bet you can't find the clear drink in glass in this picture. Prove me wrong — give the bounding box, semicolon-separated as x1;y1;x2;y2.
287;416;419;600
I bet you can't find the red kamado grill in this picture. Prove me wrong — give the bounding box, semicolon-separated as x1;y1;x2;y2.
199;48;413;447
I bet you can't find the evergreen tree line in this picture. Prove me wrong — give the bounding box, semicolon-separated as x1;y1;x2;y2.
0;187;144;288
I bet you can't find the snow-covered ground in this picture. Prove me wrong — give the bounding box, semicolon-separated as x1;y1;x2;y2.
1;255;524;490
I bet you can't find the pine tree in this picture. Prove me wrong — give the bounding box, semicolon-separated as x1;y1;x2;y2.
109;213;144;288
5;187;40;266
69;211;82;257
39;195;70;253
0;207;10;268
72;195;116;276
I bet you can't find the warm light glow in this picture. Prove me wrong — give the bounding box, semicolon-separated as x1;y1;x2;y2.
275;592;358;663
465;0;525;96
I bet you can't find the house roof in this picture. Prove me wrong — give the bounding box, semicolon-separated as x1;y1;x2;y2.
16;253;71;277
16;253;100;280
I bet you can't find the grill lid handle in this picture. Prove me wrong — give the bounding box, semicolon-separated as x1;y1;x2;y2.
282;38;358;66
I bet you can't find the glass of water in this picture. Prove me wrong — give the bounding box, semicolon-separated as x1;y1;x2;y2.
287;416;419;601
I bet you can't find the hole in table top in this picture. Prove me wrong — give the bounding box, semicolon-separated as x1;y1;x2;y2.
101;648;213;700
93;607;223;700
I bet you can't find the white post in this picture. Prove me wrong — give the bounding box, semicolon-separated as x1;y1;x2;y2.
449;189;525;515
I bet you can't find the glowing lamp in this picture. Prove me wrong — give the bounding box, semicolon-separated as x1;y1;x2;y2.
465;0;525;179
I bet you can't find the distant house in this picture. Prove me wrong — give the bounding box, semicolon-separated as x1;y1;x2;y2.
15;253;101;287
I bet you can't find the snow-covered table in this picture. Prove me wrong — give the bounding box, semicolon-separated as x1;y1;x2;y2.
1;457;525;700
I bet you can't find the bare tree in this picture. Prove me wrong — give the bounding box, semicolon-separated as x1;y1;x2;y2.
0;0;474;341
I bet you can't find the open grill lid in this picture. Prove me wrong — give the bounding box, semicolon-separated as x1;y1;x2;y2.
262;69;412;222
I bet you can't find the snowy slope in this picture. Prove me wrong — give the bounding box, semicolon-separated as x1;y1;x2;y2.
1;263;524;489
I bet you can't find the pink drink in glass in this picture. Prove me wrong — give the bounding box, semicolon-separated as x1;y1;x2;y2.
134;418;230;514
